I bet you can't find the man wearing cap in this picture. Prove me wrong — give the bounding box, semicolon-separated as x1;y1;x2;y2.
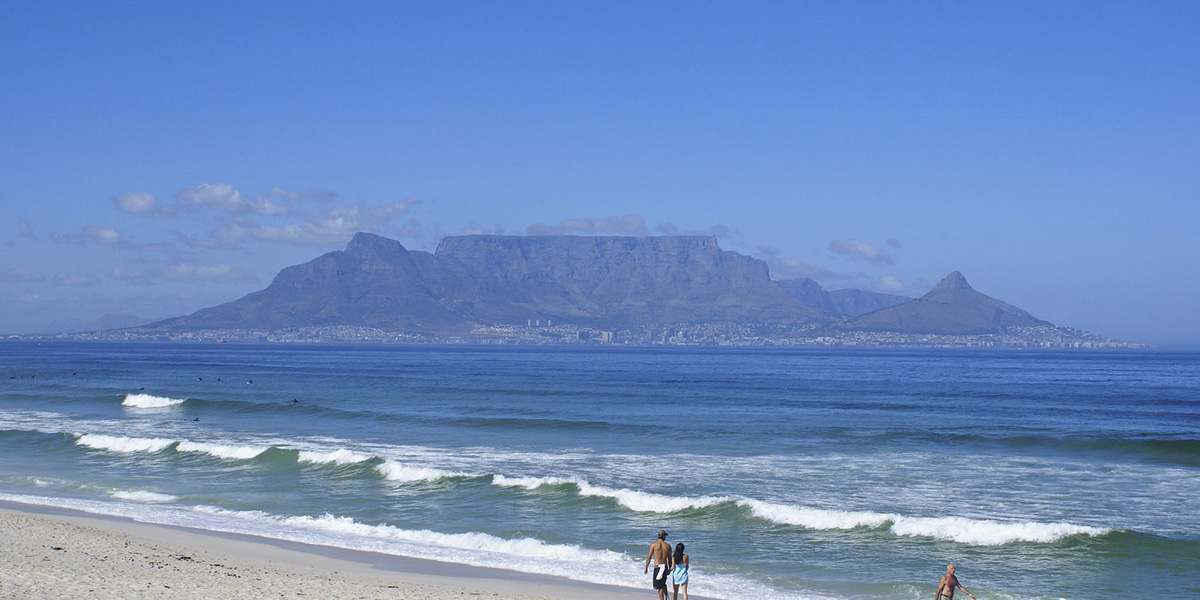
643;529;673;599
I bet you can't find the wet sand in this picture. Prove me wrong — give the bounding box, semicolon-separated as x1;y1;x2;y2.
0;502;656;600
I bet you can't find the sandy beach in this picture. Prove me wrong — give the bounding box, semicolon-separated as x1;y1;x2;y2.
0;502;652;600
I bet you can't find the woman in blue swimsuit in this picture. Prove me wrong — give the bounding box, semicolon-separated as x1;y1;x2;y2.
671;542;689;600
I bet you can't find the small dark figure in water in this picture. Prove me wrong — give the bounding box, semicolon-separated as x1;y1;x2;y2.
291;398;299;404
197;377;203;381
247;379;253;384
139;387;145;391
217;378;222;382
193;417;201;422
73;372;78;376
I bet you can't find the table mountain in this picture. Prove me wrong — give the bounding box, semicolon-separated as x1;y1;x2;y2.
147;232;832;334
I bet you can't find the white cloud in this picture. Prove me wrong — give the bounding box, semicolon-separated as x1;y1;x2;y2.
828;239;894;266
84;226;123;246
462;223;506;236
877;274;907;293
753;247;868;286
526;215;648;236
176;183;288;216
886;238;903;249
112;191;159;215
53;226;125;246
268;187;338;203
654;223;732;238
211;200;422;247
0;269;45;282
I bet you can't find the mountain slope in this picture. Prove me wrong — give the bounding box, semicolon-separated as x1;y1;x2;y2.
776;278;910;318
841;271;1049;334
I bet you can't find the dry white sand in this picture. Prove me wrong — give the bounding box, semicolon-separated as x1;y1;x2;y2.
0;504;653;600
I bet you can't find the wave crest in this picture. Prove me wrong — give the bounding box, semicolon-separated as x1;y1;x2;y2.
298;449;374;465
76;434;174;453
375;460;471;483
122;394;186;409
176;441;268;460
492;475;729;513
738;499;1109;545
110;490;178;503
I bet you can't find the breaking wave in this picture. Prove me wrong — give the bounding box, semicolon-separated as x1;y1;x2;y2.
492;475;729;512
297;449;374;465
109;490;178;503
738;499;1111;545
175;441;270;460
76;434;174;453
121;393;186;409
375;460;473;483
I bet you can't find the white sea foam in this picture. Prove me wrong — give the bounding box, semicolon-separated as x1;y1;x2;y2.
888;515;1110;545
121;393;186;409
738;499;893;529
375;460;470;483
491;474;577;488
76;434;174;453
110;490;178;503
738;499;1109;545
298;449;374;465
492;475;729;513
281;513;627;562
175;441;268;460
576;482;730;513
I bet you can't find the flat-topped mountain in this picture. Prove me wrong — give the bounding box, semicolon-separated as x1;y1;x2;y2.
841;271;1050;334
149;233;831;334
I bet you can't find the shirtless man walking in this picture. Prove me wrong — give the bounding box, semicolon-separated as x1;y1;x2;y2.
643;530;673;600
935;563;976;600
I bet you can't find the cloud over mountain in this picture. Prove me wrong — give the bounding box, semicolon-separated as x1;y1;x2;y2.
526;215;648;236
828;239;894;265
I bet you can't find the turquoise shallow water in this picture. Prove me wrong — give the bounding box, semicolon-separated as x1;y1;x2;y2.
1;342;1197;600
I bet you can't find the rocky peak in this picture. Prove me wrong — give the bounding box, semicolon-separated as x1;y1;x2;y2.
344;232;409;261
933;271;973;291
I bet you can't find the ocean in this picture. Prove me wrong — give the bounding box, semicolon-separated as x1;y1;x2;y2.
0;342;1196;600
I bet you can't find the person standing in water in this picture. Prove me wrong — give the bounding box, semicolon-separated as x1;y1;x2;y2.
643;530;672;600
935;563;976;600
670;542;689;600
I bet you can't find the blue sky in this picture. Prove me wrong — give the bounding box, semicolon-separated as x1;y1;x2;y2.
1;1;1196;345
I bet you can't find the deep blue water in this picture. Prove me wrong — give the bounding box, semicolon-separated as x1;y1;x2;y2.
1;342;1197;600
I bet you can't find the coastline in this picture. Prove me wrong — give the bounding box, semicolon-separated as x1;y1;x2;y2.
0;500;665;600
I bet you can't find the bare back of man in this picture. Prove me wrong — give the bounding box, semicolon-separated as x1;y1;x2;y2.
644;531;673;600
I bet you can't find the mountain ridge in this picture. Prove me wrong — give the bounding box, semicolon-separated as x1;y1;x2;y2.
149;232;831;334
123;232;1131;347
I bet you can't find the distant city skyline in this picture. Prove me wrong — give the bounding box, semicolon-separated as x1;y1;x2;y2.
1;2;1197;346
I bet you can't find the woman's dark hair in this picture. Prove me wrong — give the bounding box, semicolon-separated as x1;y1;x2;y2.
673;542;685;563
